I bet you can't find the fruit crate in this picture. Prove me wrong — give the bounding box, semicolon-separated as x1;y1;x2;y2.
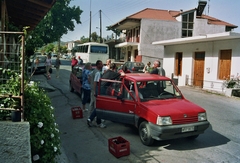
71;107;83;119
108;136;130;158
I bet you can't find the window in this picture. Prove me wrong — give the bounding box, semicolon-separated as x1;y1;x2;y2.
218;50;232;80
175;52;182;76
90;45;108;54
182;12;194;37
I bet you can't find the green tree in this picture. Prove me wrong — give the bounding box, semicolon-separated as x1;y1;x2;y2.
91;32;98;42
26;0;82;57
106;26;121;37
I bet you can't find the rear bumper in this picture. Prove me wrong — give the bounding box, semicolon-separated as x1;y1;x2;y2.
149;121;210;140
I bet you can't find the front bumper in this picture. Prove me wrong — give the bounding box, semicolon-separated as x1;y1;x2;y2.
149;121;210;140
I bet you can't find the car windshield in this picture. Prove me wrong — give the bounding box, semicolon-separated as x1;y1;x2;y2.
137;80;182;101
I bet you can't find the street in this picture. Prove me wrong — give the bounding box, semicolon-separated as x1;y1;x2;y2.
32;59;240;163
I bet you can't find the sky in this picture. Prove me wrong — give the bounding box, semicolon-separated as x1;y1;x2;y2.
61;0;240;42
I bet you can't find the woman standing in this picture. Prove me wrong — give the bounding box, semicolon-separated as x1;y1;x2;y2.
55;55;61;78
81;62;92;112
45;55;52;79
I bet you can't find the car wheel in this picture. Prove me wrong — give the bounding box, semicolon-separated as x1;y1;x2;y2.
139;121;154;146
187;135;199;139
69;81;74;92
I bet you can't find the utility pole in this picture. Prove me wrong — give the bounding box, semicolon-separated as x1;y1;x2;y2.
99;10;102;43
89;0;92;42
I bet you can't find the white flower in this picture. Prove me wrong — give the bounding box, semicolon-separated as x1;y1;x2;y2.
51;106;54;110
41;140;44;145
55;128;59;132
51;133;54;138
37;122;43;128
52;114;54;117
0;104;4;108
54;147;57;152
33;154;40;161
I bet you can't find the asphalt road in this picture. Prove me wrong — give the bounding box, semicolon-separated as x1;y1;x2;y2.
32;62;240;163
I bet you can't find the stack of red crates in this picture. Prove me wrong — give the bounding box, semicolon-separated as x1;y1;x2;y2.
108;136;130;158
71;106;83;119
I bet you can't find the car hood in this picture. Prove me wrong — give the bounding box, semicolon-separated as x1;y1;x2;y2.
140;98;205;117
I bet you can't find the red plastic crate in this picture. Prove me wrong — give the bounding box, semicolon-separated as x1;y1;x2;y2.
108;136;130;158
71;107;83;119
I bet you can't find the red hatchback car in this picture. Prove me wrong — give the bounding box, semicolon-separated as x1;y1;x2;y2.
96;73;210;146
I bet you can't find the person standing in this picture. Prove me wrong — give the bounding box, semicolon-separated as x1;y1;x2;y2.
78;56;83;65
45;55;52;79
55;55;61;78
143;61;151;73
81;62;92;112
102;59;111;74
150;60;165;76
71;56;78;70
87;60;106;128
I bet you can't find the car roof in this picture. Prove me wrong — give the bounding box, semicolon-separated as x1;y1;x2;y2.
123;73;170;81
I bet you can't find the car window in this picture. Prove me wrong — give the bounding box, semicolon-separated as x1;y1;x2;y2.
137;80;182;101
99;79;122;97
133;62;144;67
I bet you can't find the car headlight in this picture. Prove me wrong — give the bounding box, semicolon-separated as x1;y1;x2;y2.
157;116;172;125
198;112;207;121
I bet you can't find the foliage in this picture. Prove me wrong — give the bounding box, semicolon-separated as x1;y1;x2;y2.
91;32;98;42
25;0;83;57
106;26;121;37
24;81;61;162
223;75;240;88
0;69;61;162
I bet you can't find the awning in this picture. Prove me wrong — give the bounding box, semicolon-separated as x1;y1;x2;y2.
115;42;139;48
152;32;240;46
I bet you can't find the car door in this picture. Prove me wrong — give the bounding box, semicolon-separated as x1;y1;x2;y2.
96;78;137;125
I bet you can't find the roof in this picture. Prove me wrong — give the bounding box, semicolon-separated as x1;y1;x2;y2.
152;32;240;46
198;15;237;28
110;7;237;31
110;8;180;30
178;8;237;28
5;0;56;30
128;8;179;21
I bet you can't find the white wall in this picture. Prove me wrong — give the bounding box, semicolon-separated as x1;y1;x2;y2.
139;19;181;64
194;19;226;36
164;38;240;92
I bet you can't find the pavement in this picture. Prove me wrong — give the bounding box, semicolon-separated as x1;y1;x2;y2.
30;75;69;162
31;74;138;163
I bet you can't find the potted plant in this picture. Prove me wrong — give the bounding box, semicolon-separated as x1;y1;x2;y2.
223;75;240;97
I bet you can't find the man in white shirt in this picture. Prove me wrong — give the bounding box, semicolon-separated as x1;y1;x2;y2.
102;59;111;74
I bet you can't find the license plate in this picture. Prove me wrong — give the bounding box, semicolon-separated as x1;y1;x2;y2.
182;126;194;132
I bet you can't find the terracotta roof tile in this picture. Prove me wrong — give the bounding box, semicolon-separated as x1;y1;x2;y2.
128;8;179;21
199;15;237;28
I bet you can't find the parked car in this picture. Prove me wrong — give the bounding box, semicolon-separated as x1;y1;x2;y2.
96;73;210;146
122;61;145;73
29;55;52;74
69;65;83;95
69;65;95;100
62;54;71;59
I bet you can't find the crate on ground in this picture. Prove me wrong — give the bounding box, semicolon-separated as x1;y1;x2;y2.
71;106;83;119
108;136;130;158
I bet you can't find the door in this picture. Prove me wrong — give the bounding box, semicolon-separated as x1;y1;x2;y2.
193;52;205;87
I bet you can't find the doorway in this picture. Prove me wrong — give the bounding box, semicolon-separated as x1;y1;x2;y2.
193;52;205;87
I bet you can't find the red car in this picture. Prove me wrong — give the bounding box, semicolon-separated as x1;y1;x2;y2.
69;65;82;94
96;73;210;146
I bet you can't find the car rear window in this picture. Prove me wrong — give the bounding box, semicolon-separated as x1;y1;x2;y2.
133;62;144;67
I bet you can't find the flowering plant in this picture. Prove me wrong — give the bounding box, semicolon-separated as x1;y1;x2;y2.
223;74;240;88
